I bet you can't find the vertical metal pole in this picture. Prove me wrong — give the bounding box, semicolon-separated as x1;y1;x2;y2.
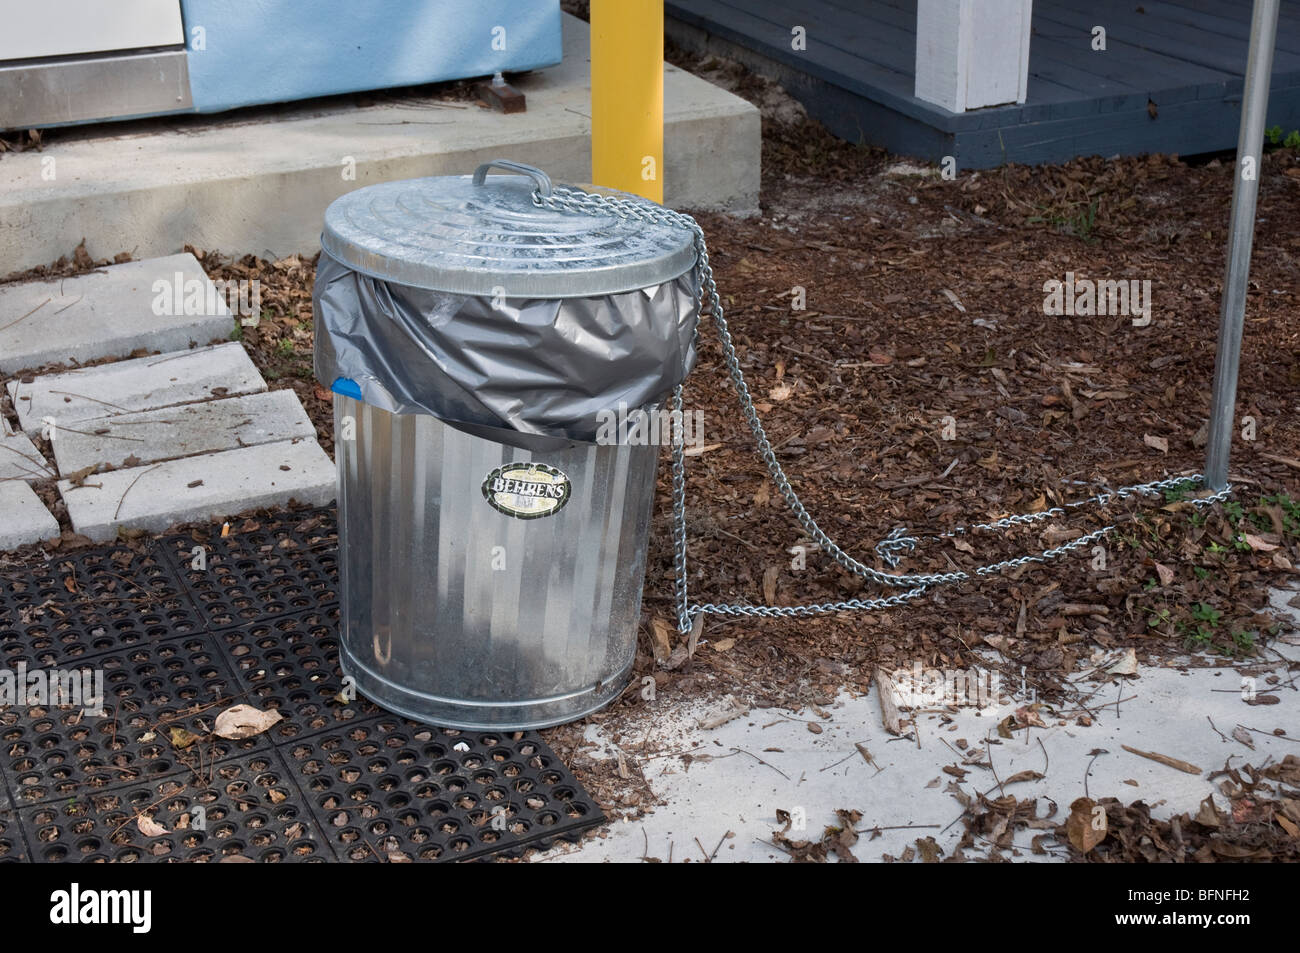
590;0;664;202
1205;0;1279;490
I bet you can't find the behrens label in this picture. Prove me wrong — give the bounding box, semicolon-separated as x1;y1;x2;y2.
482;462;571;519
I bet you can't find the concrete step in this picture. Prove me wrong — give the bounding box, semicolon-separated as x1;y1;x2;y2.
0;15;760;273
0;254;234;376
6;341;265;432
59;438;336;541
0;481;59;549
51;389;316;473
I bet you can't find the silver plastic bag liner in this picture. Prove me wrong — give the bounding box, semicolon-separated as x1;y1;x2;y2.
313;250;699;451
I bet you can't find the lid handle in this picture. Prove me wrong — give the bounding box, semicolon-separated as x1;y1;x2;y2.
471;159;553;197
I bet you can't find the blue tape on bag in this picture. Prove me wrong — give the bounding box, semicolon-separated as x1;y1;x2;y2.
331;377;363;400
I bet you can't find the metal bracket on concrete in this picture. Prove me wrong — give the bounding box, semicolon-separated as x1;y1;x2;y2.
477;72;527;113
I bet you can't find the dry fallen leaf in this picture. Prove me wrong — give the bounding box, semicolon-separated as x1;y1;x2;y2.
1014;705;1046;728
1195;796;1222;828
1143;434;1169;453
1108;648;1139;677
169;726;203;749
649;618;674;665
213;704;283;740
138;815;169;838
915;835;943;862
1241;533;1278;552
1066;797;1106;852
1003;770;1046;785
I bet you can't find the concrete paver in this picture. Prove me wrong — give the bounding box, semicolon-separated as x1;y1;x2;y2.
59;438;336;542
0;481;59;549
51;389;315;472
6;341;265;432
0;254;235;376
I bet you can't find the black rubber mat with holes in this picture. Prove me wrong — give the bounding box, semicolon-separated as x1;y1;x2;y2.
0;506;605;862
0;546;202;670
165;538;339;631
1;633;267;807
281;715;601;862
221;605;387;741
20;751;330;863
0;771;26;863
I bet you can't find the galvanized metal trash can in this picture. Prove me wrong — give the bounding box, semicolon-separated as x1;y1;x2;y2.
313;159;699;730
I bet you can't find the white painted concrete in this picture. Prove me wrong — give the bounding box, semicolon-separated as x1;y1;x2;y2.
539;603;1300;863
0;254;232;375
0;481;59;549
6;341;265;432
59;438;336;541
0;15;761;273
51;389;315;472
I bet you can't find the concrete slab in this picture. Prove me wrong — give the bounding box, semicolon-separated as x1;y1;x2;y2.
537;615;1300;863
6;342;265;432
0;430;55;483
0;254;233;375
59;438;336;542
51;389;315;472
0;481;59;550
0;14;761;273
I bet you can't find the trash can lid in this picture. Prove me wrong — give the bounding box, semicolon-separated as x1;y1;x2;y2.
320;160;698;298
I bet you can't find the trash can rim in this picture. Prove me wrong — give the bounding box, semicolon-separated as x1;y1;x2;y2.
320;172;698;298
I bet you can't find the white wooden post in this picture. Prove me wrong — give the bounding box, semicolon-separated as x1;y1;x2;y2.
915;0;1033;112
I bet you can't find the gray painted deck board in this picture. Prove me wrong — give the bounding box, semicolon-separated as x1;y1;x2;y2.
665;0;1300;167
1033;1;1300;78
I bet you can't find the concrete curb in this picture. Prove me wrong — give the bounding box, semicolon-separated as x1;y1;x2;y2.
0;15;761;272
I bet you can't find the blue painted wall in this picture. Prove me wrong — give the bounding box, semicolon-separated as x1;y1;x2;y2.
180;0;562;113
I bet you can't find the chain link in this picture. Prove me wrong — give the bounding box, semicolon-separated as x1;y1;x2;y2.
533;186;1232;633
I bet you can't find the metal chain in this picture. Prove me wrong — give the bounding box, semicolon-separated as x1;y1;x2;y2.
532;185;1232;633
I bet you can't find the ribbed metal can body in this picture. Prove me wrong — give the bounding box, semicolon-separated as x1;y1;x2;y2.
334;395;659;730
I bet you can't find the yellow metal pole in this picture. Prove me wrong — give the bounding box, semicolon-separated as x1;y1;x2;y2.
590;0;664;203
